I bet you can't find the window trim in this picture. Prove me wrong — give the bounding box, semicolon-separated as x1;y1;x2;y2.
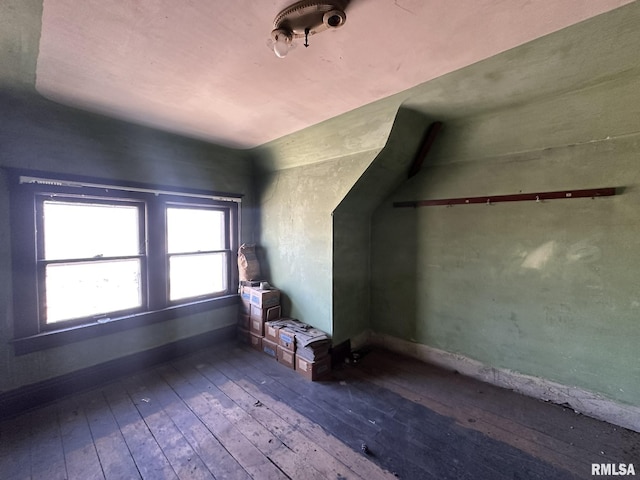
6;168;242;355
165;201;232;304
35;195;148;330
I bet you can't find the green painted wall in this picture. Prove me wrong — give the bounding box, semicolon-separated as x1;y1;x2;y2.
256;2;640;408
332;108;435;343
371;3;640;406
0;91;254;392
253;79;415;336
0;0;42;90
3;0;638;415
255;151;374;334
0;1;254;393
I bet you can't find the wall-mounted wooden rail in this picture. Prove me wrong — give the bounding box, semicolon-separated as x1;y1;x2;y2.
393;187;616;208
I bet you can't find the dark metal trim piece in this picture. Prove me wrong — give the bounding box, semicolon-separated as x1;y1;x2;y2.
393;187;617;208
407;121;443;178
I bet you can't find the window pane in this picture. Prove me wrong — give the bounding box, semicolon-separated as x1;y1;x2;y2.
169;253;226;301
167;207;225;254
43;201;140;260
45;260;142;323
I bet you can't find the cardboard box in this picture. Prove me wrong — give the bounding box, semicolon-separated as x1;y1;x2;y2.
294;327;330;348
249;332;263;351
277;345;295;369
296;355;331;381
250;316;265;336
264;318;301;343
250;304;281;322
239;298;251;315
294;327;331;361
237;327;250;345
296;342;331;362
248;288;280;308
262;338;278;359
238;314;250;330
278;327;296;351
264;321;282;344
240;285;252;302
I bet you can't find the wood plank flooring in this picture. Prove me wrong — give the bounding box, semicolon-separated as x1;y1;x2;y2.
1;343;638;479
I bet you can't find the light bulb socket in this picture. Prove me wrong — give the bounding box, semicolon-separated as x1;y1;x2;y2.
271;28;293;58
269;2;347;58
271;28;292;43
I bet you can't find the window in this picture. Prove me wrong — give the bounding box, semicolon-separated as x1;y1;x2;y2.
39;198;145;324
8;170;240;352
166;205;228;301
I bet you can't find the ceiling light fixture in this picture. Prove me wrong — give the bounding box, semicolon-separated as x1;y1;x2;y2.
269;1;347;58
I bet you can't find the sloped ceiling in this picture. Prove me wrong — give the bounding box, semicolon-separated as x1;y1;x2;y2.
35;0;632;149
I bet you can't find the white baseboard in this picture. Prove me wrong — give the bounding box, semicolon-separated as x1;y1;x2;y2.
357;330;640;433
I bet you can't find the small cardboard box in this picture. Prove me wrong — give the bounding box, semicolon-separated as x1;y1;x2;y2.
296;355;331;381
277;345;295;369
240;285;252;302
294;327;331;361
278;327;296;351
265;318;301;343
249;332;263;351
237;327;250;345
248;288;280;308
237;314;250;330
250;316;265;336
261;338;278;359
250;304;281;322
296;342;331;362
264;321;282;344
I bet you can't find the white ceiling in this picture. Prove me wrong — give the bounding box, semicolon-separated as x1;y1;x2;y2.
35;0;632;149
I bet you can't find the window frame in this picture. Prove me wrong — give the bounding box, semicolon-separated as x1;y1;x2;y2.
164;201;232;304
35;194;148;330
6;169;241;354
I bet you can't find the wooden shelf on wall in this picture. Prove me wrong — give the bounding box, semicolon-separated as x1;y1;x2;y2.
393;187;617;208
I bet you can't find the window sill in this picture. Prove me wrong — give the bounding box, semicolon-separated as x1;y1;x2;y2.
11;295;239;356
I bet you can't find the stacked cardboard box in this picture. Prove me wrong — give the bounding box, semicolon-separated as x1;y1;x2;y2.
240;290;333;380
277;323;298;369
262;316;297;360
292;324;332;381
264;320;332;380
296;355;331;381
294;327;331;361
237;283;281;353
262;318;302;369
264;318;301;344
236;288;251;346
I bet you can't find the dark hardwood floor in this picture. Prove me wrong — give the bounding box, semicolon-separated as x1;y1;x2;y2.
1;343;638;479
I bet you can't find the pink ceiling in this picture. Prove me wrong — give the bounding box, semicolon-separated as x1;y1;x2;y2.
35;0;632;148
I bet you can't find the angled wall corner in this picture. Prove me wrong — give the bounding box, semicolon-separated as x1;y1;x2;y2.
370;2;640;409
251;81;413;337
332;107;438;344
254;149;379;336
